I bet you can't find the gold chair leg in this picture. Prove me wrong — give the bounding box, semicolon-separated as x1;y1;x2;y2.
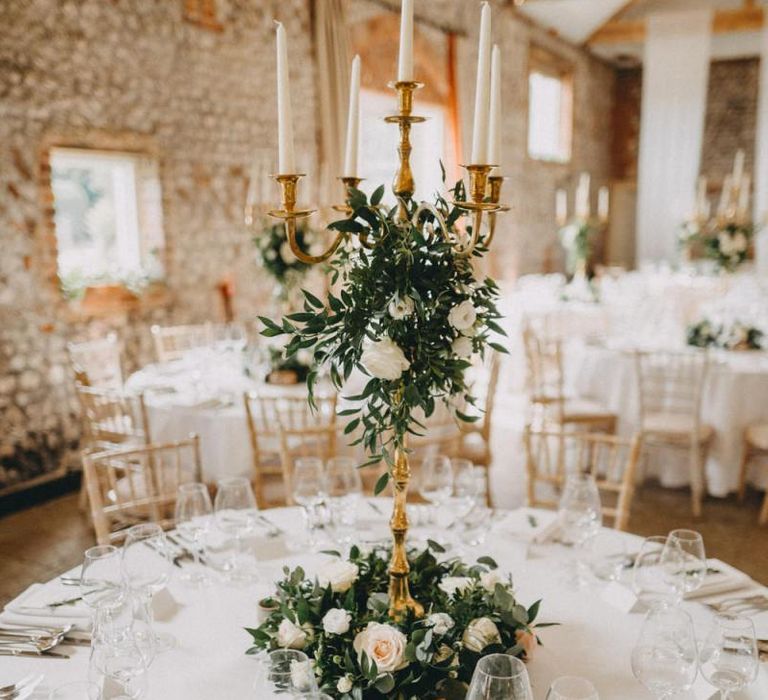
689;442;703;518
737;444;751;502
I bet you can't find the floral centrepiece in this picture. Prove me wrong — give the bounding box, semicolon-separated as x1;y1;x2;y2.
696;222;754;273
687;318;764;351
558;221;595;279
247;544;548;699
255;220;313;300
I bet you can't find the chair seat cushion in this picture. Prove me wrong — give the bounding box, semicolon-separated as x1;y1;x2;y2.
642;413;713;442
746;423;768;451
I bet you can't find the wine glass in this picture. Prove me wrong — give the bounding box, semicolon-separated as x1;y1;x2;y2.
214;476;259;583
466;653;534;700
630;604;698;699
558;471;602;586
80;545;126;614
452;458;480;518
546;676;599;699
699;614;759;699
90;637;149;699
175;482;213;587
418;455;454;529
253;649;319;696
121;523;175;654
661;529;706;597
632;536;684;609
325;457;362;546
587;531;627;583
291;458;327;548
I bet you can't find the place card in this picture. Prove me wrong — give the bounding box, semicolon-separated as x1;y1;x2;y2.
600;581;642;614
152;588;181;622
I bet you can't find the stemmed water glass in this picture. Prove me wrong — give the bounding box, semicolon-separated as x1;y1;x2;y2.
466;653;534;700
291;458;328;548
80;545;126;618
175;482;213;587
557;471;602;586
630;604;698;699
325;457;362;546
214;477;259;583
632;536;684;609
121;523;175;655
253;649;319;696
661;529;707;597
89;636;149;699
699;614;759;699
418;455;454;530
546;676;599;699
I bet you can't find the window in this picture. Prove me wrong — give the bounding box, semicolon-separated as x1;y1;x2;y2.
527;48;573;163
50;148;165;298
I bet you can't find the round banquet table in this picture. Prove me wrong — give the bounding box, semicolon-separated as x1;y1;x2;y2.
565;340;768;497
2;503;767;699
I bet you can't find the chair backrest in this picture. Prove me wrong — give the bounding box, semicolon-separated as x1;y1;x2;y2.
150;323;212;362
77;385;151;447
67;333;123;388
523;427;641;530
465;353;501;441
409;401;462;459
634;350;709;425
522;323;565;405
278;424;338;505
83;435;202;544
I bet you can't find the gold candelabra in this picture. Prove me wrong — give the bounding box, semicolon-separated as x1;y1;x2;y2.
268;73;507;620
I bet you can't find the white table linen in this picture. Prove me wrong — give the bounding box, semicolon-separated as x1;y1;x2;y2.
2;503;767;699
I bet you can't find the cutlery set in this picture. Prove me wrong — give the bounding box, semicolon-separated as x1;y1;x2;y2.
0;673;44;698
0;623;89;659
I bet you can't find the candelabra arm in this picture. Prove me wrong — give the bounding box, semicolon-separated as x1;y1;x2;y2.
450;164;500;257
485;175;509;249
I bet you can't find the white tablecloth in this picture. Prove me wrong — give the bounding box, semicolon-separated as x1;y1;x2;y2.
566;341;768;497
2;503;767;699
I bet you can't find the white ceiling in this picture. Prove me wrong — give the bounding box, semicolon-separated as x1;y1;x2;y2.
516;0;629;45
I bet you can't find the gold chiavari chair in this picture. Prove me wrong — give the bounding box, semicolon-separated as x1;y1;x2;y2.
83;435;202;545
522;323;617;434
77;385;151;449
67;333;123;388
150;323;213;362
244;391;338;508
634;350;712;517
458;353;501;467
737;421;768;525
523;427;642;531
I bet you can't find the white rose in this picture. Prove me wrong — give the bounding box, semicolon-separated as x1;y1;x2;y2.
353;622;407;673
322;607;352;635
317;560;359;593
280;240;296;263
448;300;477;332
337;675;353;694
360;337;410;381
427;612;455;636
439;576;472;597
733;232;748;252
480;570;502;592
388;295;414;320
296;349;312;366
277;617;307;649
290;658;313;689
462;617;501;653
560;223;579;249
451;335;473;359
718;233;735;256
265;248;277;261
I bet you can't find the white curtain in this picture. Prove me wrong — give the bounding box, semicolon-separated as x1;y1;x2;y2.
636;10;712;264
754;8;768;276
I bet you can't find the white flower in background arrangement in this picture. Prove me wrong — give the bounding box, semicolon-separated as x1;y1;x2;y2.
296;349;313;366
317;560;359;593
353;622;408;673
451;335;473;359
448;300;477;332
388;295;414;320
733;232;748;253
290;658;313;689
280;240;296;263
360;337;410;381
718;233;736;256
427;612;455;636
322;608;352;635
277;618;307;649
265;248;278;261
559;223;580;249
337;676;354;694
480;570;502;592
462;617;501;653
439;576;472;597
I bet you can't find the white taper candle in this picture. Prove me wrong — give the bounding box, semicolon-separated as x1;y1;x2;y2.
555;189;567;226
343;55;361;178
488;44;502;174
733;148;745;185
470;2;492;164
275;22;295;174
397;0;414;82
575;172;591;219
597;186;610;223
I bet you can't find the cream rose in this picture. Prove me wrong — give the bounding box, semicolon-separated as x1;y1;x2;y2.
439;576;472;597
451;335;473;359
277;617;307;649
322;607;352;635
388;295;414;320
353;622;407;673
718;233;736;256
290;658;313;689
360;337;410;381
480;570;502;592
317;560;359;593
733;232;748;252
448;300;477;332
427;612;455;636
337;675;354;694
462;617;501;652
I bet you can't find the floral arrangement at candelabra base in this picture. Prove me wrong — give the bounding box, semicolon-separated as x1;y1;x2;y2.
677;220;704;264
701;222;754;273
687;319;764;351
255;221;313;302
247;543;548;699
559;274;599;304
558;222;595;280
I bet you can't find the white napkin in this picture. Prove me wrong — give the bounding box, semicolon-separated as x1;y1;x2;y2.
685;559;754;600
496;507;561;545
4;581;91;619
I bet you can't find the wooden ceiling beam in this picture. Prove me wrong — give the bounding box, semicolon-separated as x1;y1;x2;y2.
588;4;764;45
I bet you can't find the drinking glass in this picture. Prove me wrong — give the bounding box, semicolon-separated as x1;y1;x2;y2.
466;653;534;700
452;458;480;519
632;536;683;608
175;482;213;587
253;649;319;696
630;604;698;699
325;457;362;546
49;682;101;700
418;455;454;527
661;529;706;596
214;476;260;583
121;523;175;654
90;638;148;699
291;458;327;548
80;545;126;614
558;471;602;586
587;531;627;582
546;676;599;699
699;614;759;699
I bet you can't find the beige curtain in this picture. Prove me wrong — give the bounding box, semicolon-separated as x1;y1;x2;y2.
314;0;351;200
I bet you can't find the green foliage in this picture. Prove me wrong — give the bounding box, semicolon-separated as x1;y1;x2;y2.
687;318;763;350
254;220;313;289
700;222;754;273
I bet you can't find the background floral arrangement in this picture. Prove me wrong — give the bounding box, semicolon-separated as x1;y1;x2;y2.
558;222;595;278
687;318;764;350
700;222;753;272
247;543;547;699
255;221;312;297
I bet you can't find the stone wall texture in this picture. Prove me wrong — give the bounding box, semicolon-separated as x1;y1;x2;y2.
0;0;613;491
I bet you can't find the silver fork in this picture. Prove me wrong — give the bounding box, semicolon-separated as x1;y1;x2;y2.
0;674;44;699
0;674;35;695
